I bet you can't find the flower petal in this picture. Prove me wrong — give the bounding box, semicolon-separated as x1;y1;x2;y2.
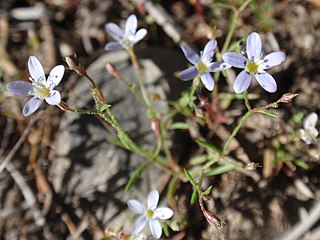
28;56;45;83
154;207;173;220
303;113;318;130
147;190;159;210
210;61;231;72
132;215;147;235
261;51;286;69
105;23;124;40
222;52;246;69
179;66;198;81
181;45;199;65
255;72;277;93
246;32;262;61
233;70;252;93
105;41;123;51
127;200;146;214
149;219;162;239
202;40;217;61
7;81;33;96
47;65;64;88
133;29;147;43
22;97;43;116
45;90;61;105
200;73;214;91
125;14;137;36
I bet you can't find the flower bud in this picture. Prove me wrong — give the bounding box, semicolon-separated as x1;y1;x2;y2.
65;54;87;76
246;162;261;170
151;118;160;136
106;63;120;78
203;210;225;228
57;101;69;111
277;93;298;104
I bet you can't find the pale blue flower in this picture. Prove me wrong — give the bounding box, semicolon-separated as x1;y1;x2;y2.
7;56;64;116
179;40;230;91
105;14;147;51
127;190;173;239
223;32;286;93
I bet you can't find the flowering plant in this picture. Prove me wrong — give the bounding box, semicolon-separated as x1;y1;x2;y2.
5;1;313;239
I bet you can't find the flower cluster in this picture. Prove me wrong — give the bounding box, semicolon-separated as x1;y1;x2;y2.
179;32;286;93
127;190;173;239
7;56;64;116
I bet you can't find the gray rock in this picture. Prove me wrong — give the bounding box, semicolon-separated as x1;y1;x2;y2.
50;48;185;232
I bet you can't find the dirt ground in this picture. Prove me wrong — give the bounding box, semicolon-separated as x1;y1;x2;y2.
1;0;320;239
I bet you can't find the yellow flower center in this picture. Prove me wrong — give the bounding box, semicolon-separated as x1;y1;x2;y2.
33;82;51;99
196;60;208;74
245;61;259;75
145;209;154;220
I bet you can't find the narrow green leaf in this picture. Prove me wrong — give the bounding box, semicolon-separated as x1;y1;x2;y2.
162;222;170;237
125;162;150;192
169;122;195;130
204;185;213;195
257;109;278;118
196;139;222;154
205;164;236;176
292;158;309;170
183;168;196;186
190;188;198;205
100;104;111;112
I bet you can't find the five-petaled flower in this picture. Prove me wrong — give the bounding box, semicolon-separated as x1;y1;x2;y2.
7;56;64;116
105;14;147;51
223;32;286;93
179;40;230;91
299;112;318;145
127;190;173;239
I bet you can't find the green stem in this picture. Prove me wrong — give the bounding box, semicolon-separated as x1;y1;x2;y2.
221;0;253;55
222;110;252;154
127;47;153;114
243;91;252;111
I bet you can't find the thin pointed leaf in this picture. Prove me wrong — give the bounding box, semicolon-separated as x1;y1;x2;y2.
100;104;112;112
257;109;278;118
205;164;236;176
196;139;222;154
204;185;213;195
190;188;198;205
125;161;150;192
162;222;170;237
169;122;195;130
184;168;196;186
292;158;309;170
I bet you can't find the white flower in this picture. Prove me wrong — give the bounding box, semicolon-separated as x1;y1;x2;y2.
299;112;318;145
7;56;64;116
105;14;147;51
127;190;174;239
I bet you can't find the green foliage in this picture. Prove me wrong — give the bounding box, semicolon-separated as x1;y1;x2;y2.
125;162;151;192
257;109;278;118
184;169;196;186
205;164;236;176
196;140;222;154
